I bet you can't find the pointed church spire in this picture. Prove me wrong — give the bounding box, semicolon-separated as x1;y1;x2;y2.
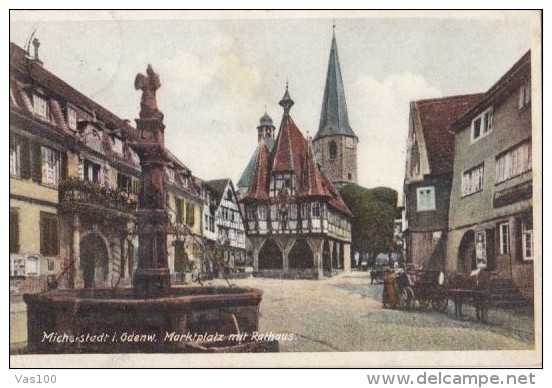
315;27;356;139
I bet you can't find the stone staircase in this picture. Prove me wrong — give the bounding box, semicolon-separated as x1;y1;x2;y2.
488;277;531;309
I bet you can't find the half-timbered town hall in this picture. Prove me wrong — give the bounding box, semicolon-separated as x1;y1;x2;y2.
238;86;352;279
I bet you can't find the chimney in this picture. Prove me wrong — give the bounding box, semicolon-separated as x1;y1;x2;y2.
31;38;43;64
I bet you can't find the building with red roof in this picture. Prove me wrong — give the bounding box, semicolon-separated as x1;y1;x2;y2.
239;86;352;279
403;93;483;269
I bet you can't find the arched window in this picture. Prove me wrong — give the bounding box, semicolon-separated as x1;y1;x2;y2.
329;141;337;160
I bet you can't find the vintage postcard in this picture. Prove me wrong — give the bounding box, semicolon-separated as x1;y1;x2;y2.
9;10;542;368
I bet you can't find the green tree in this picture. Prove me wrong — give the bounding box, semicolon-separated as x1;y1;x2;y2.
339;184;398;261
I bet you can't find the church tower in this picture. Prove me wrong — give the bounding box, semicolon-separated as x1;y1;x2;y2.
313;27;358;188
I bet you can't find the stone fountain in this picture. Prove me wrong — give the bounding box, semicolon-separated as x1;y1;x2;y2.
23;66;269;354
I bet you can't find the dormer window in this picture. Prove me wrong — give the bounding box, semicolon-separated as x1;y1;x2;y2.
166;167;175;182
270;173;295;197
33;94;48;119
67;106;77;130
471;107;493;142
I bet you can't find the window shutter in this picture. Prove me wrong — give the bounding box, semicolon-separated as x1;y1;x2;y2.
186;202;195;227
40;213;59;256
20;138;31;179
51;216;59;255
10;209;19;253
32;143;42;183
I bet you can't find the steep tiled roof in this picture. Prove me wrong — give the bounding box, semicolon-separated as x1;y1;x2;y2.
414;94;484;175
205;179;230;197
10;42;137;141
243;139;270;201
271;114;306;175
241;87;352;217
298;138;328;198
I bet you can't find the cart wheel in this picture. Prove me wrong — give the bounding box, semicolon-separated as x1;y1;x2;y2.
399;287;415;310
432;294;448;312
419;298;430;309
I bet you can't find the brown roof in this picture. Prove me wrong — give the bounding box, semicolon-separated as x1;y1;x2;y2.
271;114;306;175
414;94;484;175
243;99;351;216
298;138;329;198
205;179;230;197
243;139;270;201
10;42;137;140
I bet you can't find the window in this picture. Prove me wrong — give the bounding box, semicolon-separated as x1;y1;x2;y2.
226;189;233;201
40;212;59;256
131;178;141;195
471;108;493;141
475;230;487;269
67;106;77;130
10;134;20;177
175;198;185;223
416;187;435;211
311;202;321;218
522;218;533;261
165;167;175;182
117;172;132;192
499;222;510;255
495;141;532;183
290;204;298;220
41;146;60;186
271;173;294;197
185;203;195;227
348;172;352;180
83;159;101;183
462;164;484;196
33;94;49;118
270;205;277;220
246;205;257;220
10;209;19;253
519;79;531;110
300;203;310;219
329;141;338;159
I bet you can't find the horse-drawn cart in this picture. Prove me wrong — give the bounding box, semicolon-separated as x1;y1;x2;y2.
382;268;448;312
408;269;448;312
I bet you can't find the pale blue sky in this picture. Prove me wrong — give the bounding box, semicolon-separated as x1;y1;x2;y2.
10;11;537;196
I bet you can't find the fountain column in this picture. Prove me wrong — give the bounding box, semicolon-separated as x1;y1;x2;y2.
131;64;171;298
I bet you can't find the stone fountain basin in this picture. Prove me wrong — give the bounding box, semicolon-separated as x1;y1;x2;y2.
23;286;263;354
